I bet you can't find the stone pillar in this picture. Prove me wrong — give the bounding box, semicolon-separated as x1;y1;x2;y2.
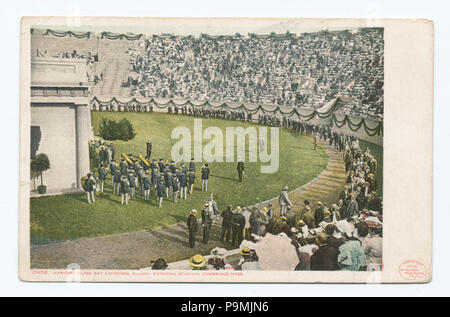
75;104;91;189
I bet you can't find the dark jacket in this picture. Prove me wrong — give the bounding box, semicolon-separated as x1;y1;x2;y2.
286;210;297;228
310;245;339;271
314;206;325;227
302;212;315;229
98;167;107;180
187;214;198;232
201;167;210;180
221;208;233;227
231;212;245;229
346;200;359;218
201;208;213;225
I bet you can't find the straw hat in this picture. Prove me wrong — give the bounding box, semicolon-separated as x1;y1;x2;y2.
240;246;251;256
190;209;198;215
189;254;207;268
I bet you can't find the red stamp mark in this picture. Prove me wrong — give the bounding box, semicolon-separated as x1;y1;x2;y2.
399;260;427;281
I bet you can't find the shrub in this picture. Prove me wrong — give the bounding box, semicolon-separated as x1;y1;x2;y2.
30;153;50;187
89;142;99;171
98;117;136;141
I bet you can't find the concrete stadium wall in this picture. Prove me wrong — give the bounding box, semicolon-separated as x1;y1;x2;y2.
31;104;79;190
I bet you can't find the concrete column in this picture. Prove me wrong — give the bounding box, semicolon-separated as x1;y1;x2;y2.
75;104;91;189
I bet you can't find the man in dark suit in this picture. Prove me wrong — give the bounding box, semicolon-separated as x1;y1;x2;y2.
146;139;152;160
237;159;245;182
186;209;199;248
231;207;246;246
221;205;233;243
201;203;213;244
310;233;339;270
346;194;359;219
158;158;166;173
314;201;325;227
201;164;210;191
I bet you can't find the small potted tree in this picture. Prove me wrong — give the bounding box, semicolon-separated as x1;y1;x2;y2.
31;153;50;194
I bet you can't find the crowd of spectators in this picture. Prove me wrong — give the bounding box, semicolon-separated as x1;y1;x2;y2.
128;28;383;119
143;108;383;271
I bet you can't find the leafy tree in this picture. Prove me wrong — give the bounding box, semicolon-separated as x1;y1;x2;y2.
98;117;136;141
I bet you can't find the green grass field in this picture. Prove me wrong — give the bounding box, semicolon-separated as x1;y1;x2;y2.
30;112;329;242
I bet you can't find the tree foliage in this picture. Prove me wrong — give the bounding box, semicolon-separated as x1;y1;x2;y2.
98;117;136;141
31;153;50;186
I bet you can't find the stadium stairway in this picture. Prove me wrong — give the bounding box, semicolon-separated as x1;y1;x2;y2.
92;40;143;97
269;141;348;212
30;141;347;269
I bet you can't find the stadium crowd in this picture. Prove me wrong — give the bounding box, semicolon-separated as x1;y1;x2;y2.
127;29;383;119
136;110;381;271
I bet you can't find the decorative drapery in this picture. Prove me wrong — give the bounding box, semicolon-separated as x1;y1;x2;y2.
90;97;383;136
44;29;91;39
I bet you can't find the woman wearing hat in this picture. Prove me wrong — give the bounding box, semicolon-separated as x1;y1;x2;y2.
237;246;261;271
151;258;168;270
189;254;207;270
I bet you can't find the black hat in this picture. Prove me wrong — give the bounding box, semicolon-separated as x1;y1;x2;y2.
152;258;168;270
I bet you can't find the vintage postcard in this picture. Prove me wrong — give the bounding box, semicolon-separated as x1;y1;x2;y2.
19;17;433;283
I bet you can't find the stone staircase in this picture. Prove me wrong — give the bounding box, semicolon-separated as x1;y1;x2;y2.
31;33;143;98
92;40;143;97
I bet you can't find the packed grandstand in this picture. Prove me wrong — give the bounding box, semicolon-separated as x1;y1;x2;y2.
31;28;383;120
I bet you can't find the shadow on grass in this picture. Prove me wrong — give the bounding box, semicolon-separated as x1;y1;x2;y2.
147;229;189;247
163;226;189;239
168;214;188;223
211;174;238;182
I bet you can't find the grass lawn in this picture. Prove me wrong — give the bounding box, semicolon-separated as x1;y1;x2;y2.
30;111;329;242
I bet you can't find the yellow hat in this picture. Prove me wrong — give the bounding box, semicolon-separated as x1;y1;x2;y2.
204;203;210;207
190;209;198;215
280;216;287;221
262;207;268;212
298;219;305;226
236;206;241;211
324;209;331;216
344;185;349;189
317;201;323;205
240;246;251;256
189;254;207;268
369;173;374;177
